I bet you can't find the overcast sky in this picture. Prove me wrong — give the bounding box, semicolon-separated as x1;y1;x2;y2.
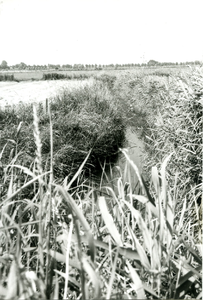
0;0;202;66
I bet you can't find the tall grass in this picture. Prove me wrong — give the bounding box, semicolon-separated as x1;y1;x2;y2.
42;72;92;80
0;67;202;299
142;67;202;242
0;80;127;182
0;116;201;298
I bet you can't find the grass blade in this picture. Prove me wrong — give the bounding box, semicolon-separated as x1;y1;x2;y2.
82;257;101;299
55;184;95;262
98;196;123;247
127;260;146;299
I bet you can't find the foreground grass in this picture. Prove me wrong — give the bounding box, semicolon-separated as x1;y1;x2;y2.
0;67;202;299
0;112;201;299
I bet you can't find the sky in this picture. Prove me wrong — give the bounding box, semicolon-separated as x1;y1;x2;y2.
0;0;203;66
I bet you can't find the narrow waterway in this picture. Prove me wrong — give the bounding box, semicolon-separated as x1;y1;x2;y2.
102;126;145;194
123;127;144;173
117;127;145;188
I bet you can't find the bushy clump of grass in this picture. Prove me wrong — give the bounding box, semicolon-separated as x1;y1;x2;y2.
0;81;127;183
42;73;67;80
42;72;93;81
0;74;15;81
111;72;168;135
94;73;117;90
72;73;91;80
151;70;171;77
46;82;126;179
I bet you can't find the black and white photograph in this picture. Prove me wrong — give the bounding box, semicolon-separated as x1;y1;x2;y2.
0;0;202;299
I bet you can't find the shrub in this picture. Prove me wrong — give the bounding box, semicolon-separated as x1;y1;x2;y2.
42;73;67;80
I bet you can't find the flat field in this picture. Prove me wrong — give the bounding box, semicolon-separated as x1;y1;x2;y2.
0;65;187;81
0;70;99;81
0;78;93;109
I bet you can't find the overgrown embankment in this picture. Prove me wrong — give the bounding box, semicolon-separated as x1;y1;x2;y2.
110;67;202;237
143;68;202;204
106;68;202;196
0;80;127;183
93;69;202;233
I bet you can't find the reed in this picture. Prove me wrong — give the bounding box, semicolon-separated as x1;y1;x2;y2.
0;67;201;299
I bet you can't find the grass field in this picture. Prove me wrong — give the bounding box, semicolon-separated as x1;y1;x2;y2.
0;70;99;81
0;79;94;109
0;66;202;299
0;65;188;81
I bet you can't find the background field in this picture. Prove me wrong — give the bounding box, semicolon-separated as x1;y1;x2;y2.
0;65;188;81
0;79;93;109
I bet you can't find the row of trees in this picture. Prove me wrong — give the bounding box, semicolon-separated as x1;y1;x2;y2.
0;60;202;71
147;60;202;66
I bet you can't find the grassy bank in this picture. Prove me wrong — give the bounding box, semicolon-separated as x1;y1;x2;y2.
0;80;127;182
0;67;202;299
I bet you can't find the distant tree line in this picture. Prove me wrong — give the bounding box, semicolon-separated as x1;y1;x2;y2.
0;60;202;71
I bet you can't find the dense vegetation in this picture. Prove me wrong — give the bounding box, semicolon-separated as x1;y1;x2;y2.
42;72;93;80
0;74;15;81
0;67;202;299
0;80;127;183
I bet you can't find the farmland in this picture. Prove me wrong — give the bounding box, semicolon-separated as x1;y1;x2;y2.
0;66;202;299
0;66;187;110
0;70;97;81
0;65;187;81
0;79;94;109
